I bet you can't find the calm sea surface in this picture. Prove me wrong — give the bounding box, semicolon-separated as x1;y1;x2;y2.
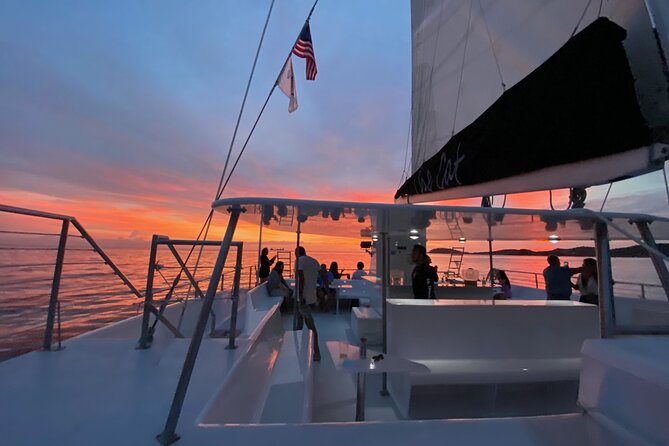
0;247;663;360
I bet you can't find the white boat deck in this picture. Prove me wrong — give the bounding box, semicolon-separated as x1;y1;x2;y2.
0;306;652;446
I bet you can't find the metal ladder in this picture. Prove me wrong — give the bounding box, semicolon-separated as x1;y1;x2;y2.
275;249;292;277
446;246;465;281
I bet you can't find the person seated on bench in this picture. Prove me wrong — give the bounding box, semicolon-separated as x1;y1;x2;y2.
573;258;598;305
351;261;367;279
266;261;293;308
411;244;439;299
329;261;348;279
493;270;512;300
317;263;335;311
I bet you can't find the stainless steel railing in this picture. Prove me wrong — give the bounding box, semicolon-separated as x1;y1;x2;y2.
438;265;664;300
0;204;143;357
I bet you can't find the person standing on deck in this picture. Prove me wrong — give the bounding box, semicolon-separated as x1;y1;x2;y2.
295;246;321;361
411;244;439;299
543;255;582;300
258;247;275;283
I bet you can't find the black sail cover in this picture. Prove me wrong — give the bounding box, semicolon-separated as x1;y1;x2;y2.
395;18;654;201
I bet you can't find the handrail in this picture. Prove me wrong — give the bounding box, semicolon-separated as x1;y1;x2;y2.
503;269;544;289
438;265;663;300
0;204;144;351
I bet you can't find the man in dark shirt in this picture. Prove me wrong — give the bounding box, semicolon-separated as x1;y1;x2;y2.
411;244;439;299
543;255;582;300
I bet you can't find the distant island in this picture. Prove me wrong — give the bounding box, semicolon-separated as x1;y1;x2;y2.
429;244;669;258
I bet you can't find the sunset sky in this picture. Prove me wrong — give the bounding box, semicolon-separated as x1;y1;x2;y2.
1;0;668;250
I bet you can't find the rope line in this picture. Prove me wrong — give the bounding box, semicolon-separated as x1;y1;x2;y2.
452;0;474;136
663;164;669;207
159;0;321;307
599;182;613;212
571;0;594;37
217;0;321;199
478;0;506;91
188;0;277;299
215;0;276;199
397;111;412;189
414;0;446;168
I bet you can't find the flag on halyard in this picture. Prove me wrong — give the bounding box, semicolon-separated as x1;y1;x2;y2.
292;23;317;80
278;57;298;112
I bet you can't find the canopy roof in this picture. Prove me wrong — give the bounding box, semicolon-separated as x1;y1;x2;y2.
212;197;669;242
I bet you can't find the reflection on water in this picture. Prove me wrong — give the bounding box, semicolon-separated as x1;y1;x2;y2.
0;248;663;360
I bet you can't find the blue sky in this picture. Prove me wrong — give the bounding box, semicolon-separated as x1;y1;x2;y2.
0;0;666;243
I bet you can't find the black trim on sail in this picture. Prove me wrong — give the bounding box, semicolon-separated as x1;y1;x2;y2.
396;18;653;201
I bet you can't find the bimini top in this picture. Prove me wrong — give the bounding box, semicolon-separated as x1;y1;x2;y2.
212;197;669;242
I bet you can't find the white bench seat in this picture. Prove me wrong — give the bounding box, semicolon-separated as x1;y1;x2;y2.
415;358;581;386
351;307;382;344
386;299;599;417
260;329;314;424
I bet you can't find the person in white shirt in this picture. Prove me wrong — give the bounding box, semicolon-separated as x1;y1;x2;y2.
295;246;321;361
295;247;320;305
351;261;367;280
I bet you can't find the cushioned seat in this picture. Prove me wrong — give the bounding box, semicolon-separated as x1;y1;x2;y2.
415;358;581;385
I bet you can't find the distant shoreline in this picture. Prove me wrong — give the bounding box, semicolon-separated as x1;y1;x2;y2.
429;244;668;258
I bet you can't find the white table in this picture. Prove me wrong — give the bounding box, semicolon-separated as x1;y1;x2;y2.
326;341;429;420
332;280;375;314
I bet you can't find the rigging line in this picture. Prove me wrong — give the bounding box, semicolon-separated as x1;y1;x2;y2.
571;0;594;38
477;0;506;91
217;0;321;200
187;0;282;302
501;194;507;208
161;209;213;305
217;89;277;198
663;164;669;207
397;111;412;189
599;182;613;212
186;211;214;299
415;0;446;168
451;0;474;136
215;0;276;199
549;189;555;211
597;0;604;18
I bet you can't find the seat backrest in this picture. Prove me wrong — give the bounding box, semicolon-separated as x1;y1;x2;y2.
243;285;282;338
387;300;599;361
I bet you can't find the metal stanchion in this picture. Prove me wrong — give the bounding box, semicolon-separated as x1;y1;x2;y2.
355;337;367;422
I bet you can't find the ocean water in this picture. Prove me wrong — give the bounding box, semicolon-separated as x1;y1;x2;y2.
0;247;664;360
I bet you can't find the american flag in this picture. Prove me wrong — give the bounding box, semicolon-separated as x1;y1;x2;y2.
292;23;317;80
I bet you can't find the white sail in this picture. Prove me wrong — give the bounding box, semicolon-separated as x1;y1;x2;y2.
404;0;669;202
